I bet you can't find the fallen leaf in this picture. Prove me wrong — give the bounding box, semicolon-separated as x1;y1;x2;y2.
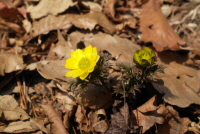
0;52;25;76
152;52;200;108
40;100;69;134
88;109;109;133
68;31;140;63
157;106;191;134
0;2;26;22
139;0;185;51
37;60;68;82
102;0;118;19
26;11;115;41
75;83;113;109
0;95;29;121
53;30;74;59
82;1;102;12
0;19;25;35
1;0;23;8
75;105;90;132
131;95;168;133
56;91;77;129
3;121;39;133
27;0;77;19
105;107;128;134
36;60;71;92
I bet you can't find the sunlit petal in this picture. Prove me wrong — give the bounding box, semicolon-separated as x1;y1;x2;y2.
65;58;78;69
65;69;85;78
84;45;93;56
71;49;84;58
80;72;89;80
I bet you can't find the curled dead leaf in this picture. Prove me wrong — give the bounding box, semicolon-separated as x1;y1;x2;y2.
139;0;185;51
88;109;109;133
40;100;69;134
75;105;90;132
157;106;191;134
131;95;168;133
3;121;39;133
27;11;115;40
0;95;29;121
27;0;77;19
0;53;25;76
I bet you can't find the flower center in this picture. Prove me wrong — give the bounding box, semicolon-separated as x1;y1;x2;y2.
78;57;91;70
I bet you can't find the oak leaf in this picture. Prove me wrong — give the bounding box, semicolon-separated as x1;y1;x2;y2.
131;95;168;133
152;52;200;108
139;0;185;51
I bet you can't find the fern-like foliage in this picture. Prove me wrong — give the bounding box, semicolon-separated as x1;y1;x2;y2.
113;62;165;97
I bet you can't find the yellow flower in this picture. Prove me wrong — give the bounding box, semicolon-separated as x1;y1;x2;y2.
133;47;155;66
65;45;100;80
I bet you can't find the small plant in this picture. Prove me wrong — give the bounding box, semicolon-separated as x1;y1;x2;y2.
65;46;164;98
113;47;164;97
65;45;111;90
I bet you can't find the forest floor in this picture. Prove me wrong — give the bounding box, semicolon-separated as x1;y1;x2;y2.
0;0;200;134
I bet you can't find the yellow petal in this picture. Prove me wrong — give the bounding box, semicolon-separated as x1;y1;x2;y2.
133;52;141;64
71;49;84;58
84;45;93;56
80;72;89;80
88;55;100;72
65;69;85;78
92;46;98;55
95;55;100;63
65;58;78;69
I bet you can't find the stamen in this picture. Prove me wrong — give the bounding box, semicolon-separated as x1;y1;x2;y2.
78;58;91;70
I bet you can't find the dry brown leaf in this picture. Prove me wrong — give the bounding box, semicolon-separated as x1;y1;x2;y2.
131;95;168;133
88;109;109;133
75;83;113;109
0;2;26;22
37;60;68;81
0;95;29;121
139;0;185;51
82;1;102;12
40;100;69;134
36;60;71;92
152;52;200;108
0;52;25;76
68;31;140;63
53;30;74;59
157;106;191;134
0;20;25;35
75;105;91;132
0;32;8;53
26;11;115;40
30;118;52;134
56;92;77;110
3;121;39;133
102;0;118;19
1;0;23;8
105;106;128;134
185;32;200;56
56;92;77;129
27;0;76;19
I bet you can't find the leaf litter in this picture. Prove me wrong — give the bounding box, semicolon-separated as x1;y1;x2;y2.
0;0;200;134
